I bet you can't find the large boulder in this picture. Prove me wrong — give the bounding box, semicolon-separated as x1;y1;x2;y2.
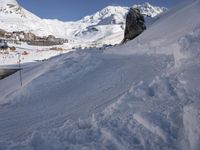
122;7;146;43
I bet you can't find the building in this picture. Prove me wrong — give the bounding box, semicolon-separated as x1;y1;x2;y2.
0;39;8;49
0;29;6;37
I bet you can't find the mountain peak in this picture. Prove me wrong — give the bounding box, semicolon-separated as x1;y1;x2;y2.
81;3;167;25
0;0;18;5
132;2;167;17
143;2;152;7
0;0;40;20
81;5;128;25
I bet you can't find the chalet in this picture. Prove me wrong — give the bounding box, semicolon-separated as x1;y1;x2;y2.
0;39;8;49
24;32;36;41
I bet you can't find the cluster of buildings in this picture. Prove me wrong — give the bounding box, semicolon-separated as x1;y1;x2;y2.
0;28;68;46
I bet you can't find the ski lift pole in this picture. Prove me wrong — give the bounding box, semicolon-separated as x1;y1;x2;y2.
18;53;23;87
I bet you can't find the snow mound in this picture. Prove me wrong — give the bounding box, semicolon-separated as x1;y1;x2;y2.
0;75;188;150
183;104;200;150
179;26;200;59
1;0;200;149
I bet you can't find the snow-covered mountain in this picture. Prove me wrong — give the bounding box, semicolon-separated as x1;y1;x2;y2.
133;2;168;17
0;0;167;44
80;6;128;25
0;0;200;149
0;0;39;19
81;2;167;26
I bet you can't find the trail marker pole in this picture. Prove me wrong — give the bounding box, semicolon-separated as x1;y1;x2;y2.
18;53;22;87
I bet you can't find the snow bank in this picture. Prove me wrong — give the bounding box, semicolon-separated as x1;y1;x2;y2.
107;0;200;66
1;0;200;150
0;50;102;105
179;26;200;59
0;74;189;150
183;104;200;150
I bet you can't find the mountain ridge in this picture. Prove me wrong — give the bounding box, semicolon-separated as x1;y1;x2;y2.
0;0;167;44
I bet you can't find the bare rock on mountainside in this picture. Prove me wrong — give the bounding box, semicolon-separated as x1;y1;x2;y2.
0;28;6;37
123;8;146;43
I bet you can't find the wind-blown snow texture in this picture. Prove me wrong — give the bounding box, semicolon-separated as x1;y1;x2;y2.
0;0;200;150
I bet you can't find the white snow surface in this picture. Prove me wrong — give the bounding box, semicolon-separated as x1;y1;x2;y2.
0;43;74;65
0;0;200;150
133;2;168;17
0;0;18;5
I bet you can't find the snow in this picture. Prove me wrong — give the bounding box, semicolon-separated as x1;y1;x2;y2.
0;0;200;149
133;2;167;17
0;0;39;20
183;104;200;150
0;43;73;65
0;0;18;5
81;6;128;25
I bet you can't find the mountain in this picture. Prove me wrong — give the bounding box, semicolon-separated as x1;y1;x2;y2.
133;2;168;17
0;0;167;45
80;6;128;25
0;0;39;19
0;0;200;149
80;3;167;25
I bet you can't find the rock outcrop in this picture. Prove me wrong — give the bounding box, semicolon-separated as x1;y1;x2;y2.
122;8;146;43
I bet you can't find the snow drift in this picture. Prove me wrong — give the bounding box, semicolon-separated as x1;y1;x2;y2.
0;0;200;150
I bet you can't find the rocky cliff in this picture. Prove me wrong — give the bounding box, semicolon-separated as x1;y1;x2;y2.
123;8;146;43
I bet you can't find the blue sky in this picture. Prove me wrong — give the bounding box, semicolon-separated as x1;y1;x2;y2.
17;0;183;21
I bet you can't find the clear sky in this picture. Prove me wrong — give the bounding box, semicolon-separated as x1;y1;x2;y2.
17;0;183;21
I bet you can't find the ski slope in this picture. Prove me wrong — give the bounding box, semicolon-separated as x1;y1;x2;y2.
0;0;200;150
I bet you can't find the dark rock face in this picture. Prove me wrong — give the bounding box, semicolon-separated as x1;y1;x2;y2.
123;8;146;43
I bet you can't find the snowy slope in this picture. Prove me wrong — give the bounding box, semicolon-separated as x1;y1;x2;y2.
1;0;200;150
